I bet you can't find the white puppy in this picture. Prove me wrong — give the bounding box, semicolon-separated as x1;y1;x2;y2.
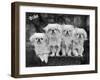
72;28;87;56
62;25;74;56
43;23;62;56
29;33;50;63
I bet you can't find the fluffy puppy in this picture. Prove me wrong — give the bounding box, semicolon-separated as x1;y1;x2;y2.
72;28;87;56
61;25;74;56
43;23;62;56
29;33;50;63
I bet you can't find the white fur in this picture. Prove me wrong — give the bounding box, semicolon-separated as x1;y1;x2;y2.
61;25;74;56
44;23;62;56
72;28;87;56
29;33;50;63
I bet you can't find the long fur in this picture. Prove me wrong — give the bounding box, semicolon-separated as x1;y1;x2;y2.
72;28;87;56
29;33;50;63
44;23;62;56
61;25;74;56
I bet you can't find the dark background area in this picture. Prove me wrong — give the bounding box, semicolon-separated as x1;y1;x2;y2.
26;12;90;67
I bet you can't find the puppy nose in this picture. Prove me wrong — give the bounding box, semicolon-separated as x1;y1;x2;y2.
38;39;40;42
79;35;81;38
67;31;68;34
52;30;54;32
66;31;69;34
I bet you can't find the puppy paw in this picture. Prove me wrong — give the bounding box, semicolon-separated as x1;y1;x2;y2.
44;58;48;63
56;53;60;56
67;50;72;56
62;54;66;56
73;50;79;56
74;54;79;56
67;54;72;56
38;55;44;62
79;54;83;57
50;53;55;57
62;50;66;56
73;53;79;56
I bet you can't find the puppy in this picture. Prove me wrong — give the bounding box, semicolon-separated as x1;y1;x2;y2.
72;28;87;56
29;33;50;63
61;25;74;56
43;23;62;56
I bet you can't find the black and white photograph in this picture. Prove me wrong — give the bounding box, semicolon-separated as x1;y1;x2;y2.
26;12;90;67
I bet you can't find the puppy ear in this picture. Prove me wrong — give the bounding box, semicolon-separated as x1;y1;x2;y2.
83;29;88;40
45;35;49;44
29;34;35;45
43;27;47;31
43;24;49;31
57;24;62;33
72;28;77;36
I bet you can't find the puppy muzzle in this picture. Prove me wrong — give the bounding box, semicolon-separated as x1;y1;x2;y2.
37;39;41;44
65;31;70;36
52;30;55;34
79;35;82;38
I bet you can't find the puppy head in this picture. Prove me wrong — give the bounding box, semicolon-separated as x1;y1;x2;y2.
62;25;74;37
43;23;62;36
73;28;87;41
29;33;48;46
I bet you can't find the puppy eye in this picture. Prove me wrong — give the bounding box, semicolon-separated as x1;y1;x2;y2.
36;38;38;40
48;29;52;32
76;33;78;35
50;29;52;31
56;29;60;32
63;30;66;32
41;38;43;40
